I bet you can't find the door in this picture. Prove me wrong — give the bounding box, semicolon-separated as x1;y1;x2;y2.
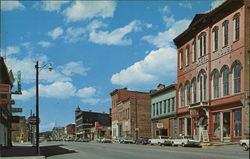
222;112;230;142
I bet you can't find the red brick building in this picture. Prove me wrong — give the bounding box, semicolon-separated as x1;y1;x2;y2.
110;88;151;139
174;0;250;142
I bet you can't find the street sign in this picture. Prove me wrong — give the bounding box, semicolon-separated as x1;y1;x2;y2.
11;107;23;113
0;84;10;94
28;117;40;125
0;99;15;105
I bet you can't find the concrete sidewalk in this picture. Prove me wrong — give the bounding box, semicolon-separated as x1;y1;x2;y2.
0;143;45;159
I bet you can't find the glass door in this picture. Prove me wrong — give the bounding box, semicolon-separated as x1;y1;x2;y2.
223;112;230;142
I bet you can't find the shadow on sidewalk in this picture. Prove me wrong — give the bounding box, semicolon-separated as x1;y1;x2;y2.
40;144;77;157
1;144;77;157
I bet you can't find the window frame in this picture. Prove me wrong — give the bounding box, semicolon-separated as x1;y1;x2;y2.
233;13;240;42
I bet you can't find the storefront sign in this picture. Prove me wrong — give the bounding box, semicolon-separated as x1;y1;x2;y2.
11;107;23;113
202;130;209;142
0;99;15;105
0;84;10;94
156;123;163;129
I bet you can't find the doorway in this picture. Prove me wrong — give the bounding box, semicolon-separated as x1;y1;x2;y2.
222;112;230;142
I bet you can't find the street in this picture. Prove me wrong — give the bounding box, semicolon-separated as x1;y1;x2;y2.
39;141;249;159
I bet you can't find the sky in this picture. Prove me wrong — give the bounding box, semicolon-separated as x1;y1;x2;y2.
0;0;225;132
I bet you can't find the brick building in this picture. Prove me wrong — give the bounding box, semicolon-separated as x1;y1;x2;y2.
11;116;28;143
174;0;250;142
65;123;75;139
150;84;177;139
110;88;151;140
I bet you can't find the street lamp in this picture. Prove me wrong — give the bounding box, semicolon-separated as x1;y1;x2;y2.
35;61;52;155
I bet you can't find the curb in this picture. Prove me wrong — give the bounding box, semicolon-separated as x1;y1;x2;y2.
0;156;46;159
201;142;239;147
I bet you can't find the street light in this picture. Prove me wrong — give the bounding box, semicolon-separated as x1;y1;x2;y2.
35;61;52;155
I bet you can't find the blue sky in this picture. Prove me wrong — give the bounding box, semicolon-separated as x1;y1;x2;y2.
0;0;225;132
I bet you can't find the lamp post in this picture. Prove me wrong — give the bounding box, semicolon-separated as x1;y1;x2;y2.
35;61;52;155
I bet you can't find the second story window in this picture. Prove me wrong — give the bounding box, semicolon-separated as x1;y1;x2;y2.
212;26;218;52
185;45;190;66
192;40;196;62
212;70;219;99
198;32;206;57
232;62;241;94
233;13;240;41
179;85;184;107
221;67;229;96
185;82;190;106
191;79;197;104
198;70;207;102
171;97;175;112
179;50;183;69
168;99;171;112
222;20;229;46
163;100;166;113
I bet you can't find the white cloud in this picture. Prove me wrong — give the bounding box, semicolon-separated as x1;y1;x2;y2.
142;19;191;48
59;61;89;76
64;27;86;43
48;27;64;40
0;46;20;56
161;6;170;14
63;1;116;22
76;87;96;98
42;1;69;12
81;98;100;106
178;2;192;9
12;87;35;101
1;1;25;11
89;20;141;46
211;0;226;10
163;15;175;28
38;41;52;48
146;24;153;29
111;47;177;89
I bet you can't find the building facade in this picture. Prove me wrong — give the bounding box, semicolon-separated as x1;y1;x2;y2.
150;84;177;139
65;124;75;139
110;88;151;140
0;57;15;147
75;107;111;140
174;0;250;142
11;116;28;143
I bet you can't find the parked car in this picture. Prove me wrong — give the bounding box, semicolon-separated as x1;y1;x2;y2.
171;136;200;147
119;136;135;144
79;138;90;142
135;137;151;145
101;138;112;143
149;136;170;145
96;138;103;143
240;139;249;151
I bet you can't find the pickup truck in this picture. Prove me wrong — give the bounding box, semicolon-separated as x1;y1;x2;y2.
240;139;249;151
171;136;200;147
149;136;170;145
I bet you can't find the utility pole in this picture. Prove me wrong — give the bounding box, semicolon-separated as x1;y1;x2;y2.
35;61;40;155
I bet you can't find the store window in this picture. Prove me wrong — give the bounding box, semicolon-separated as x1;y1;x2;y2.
234;109;242;137
213;113;220;138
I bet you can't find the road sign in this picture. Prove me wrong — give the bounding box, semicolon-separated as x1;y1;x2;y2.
11;107;23;113
0;84;10;94
0;99;15;105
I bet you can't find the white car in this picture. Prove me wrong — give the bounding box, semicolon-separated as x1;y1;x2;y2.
171;136;200;147
240;139;249;151
149;136;170;145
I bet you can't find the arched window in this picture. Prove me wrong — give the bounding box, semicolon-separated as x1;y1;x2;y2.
185;45;190;66
212;69;219;99
185;81;191;106
198;32;206;57
198;70;207;102
232;62;241;93
179;50;183;69
221;66;229;96
179;85;184;107
222;20;229;46
191;78;197;104
192;40;196;62
212;26;219;52
233;13;240;41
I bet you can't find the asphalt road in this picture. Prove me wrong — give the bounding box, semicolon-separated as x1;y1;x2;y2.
40;141;249;159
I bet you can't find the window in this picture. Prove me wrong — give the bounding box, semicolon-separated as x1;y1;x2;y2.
191;79;197;103
185;45;190;66
198;32;206;57
159;102;162;115
222;67;229;96
233;13;240;41
222;20;229;46
180;118;185;135
179;85;184;107
212;70;219;99
234;109;242;136
156;103;159;115
179;50;183;69
213;113;220;138
198;71;207;101
168;99;170;112
172;97;175;112
233;63;241;94
185;82;190;106
153;104;155;116
192;40;196;62
212;26;218;51
163;100;166;113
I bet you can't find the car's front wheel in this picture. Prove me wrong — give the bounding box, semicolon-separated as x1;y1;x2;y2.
243;144;249;151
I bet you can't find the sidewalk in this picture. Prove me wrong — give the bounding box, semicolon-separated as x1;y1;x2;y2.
201;142;240;146
0;143;45;159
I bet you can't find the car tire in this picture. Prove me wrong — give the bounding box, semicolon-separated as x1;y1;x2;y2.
182;143;185;147
243;144;249;151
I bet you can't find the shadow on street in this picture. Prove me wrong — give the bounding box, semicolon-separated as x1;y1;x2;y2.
40;144;77;157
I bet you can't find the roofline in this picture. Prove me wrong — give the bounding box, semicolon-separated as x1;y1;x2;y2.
150;84;177;97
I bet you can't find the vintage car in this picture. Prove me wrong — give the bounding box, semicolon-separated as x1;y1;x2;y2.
171;136;201;147
101;138;112;143
240;139;249;151
119;136;135;144
135;137;151;145
149;136;170;145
